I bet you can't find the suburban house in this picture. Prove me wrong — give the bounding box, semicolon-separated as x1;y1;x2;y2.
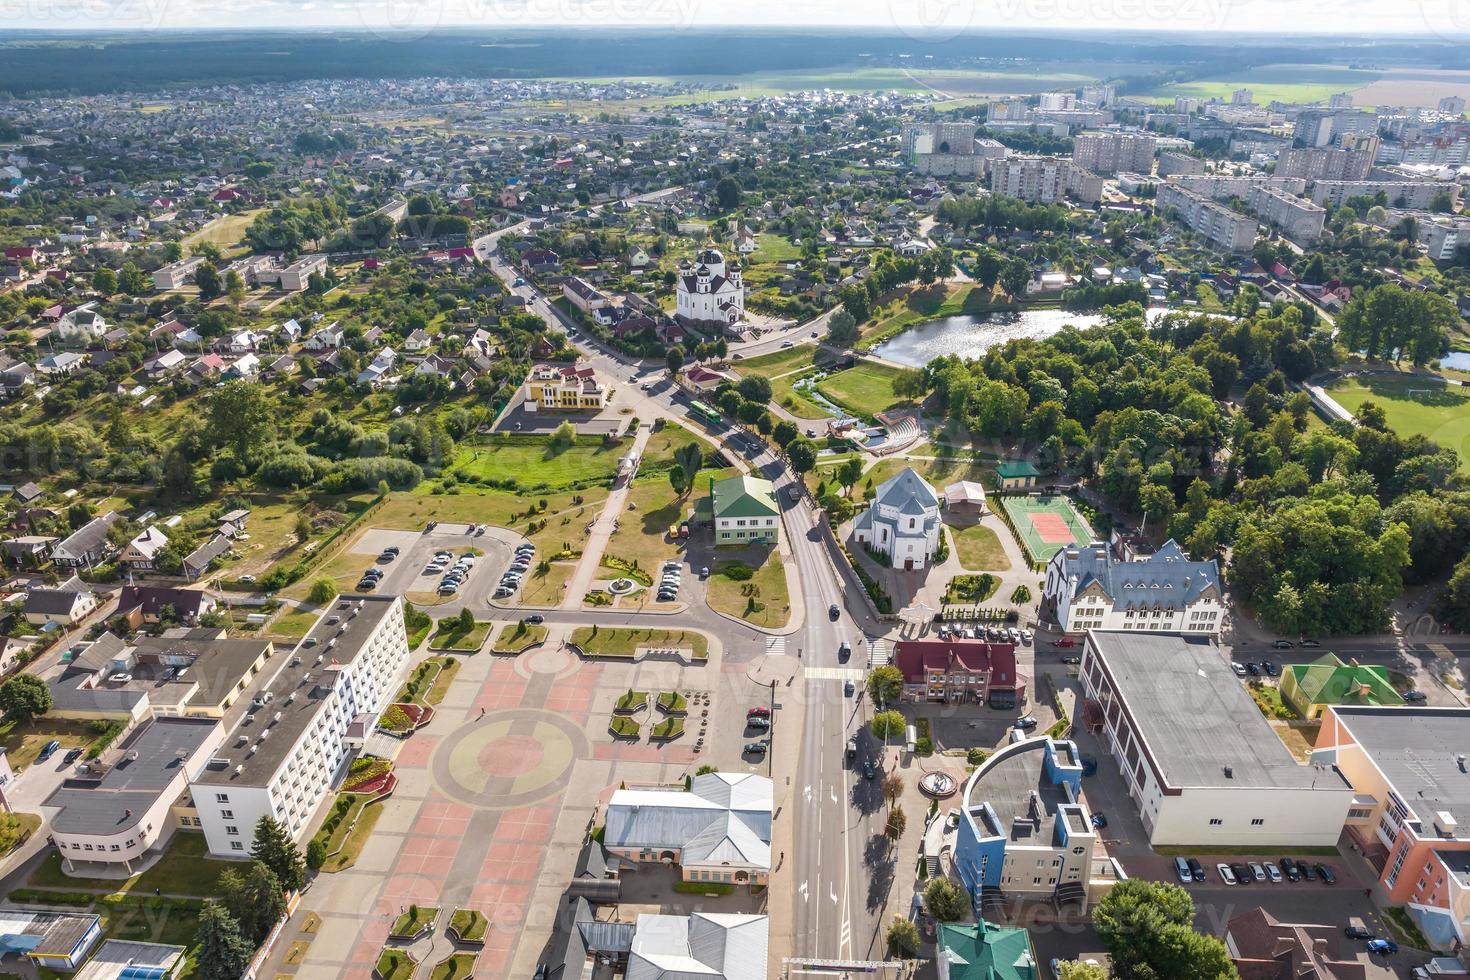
1079;631;1354;847
853;467;941;571
523;362;609;412
697;474;779;546
1;535;56;568
56;305;107;345
1279;654;1405;720
23;580;97;627
935;919;1039;980
182;535;232;581
51;513;120;570
562;276;610;313
893;638;1026;708
954;735;1100;912
116;586;214;626
1312;706;1470;949
119;527;169;571
996;461;1041;490
682;365;736;392
1041;537;1224;635
602;772;772;886
1223;907;1369;980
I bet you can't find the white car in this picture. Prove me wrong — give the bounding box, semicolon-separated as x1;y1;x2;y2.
1249;861;1268;882
1230;661;1248;676
1264;863;1282;883
1217;863;1237;885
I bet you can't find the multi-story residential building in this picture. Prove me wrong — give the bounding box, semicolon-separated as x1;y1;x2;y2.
1247;184;1327;243
892;638;1026;708
902;121;990;176
523;361;609;411
275;254;327;292
852;467;940;571
1156;182;1259;252
1295;109;1378;147
675;247;743;328
1079;631;1354;847
1081;84;1116;107
954;735;1100;911
1072;131;1156;175
151;256;205;290
1156;151;1205;177
991;155;1101;204
1231;88;1254;105
1439;95;1466;115
1313;706;1470;948
1038;92;1076;111
603;773;772;886
189;595;411;855
1172;173;1307;200
1274;136;1379;182
1328;92;1355;109
1417;214;1470;261
1308;179;1461;211
1042;537;1224;636
45;717;223;873
697;474;778;546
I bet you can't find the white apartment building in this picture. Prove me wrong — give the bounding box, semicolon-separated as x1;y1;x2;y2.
1172;173;1307;201
1247;184;1327;243
1038;92;1076;111
1072;131;1156;176
1156;151;1205;177
1308;180;1461;211
276;255;327;292
1417;215;1470;261
152;257;205;291
1275;137;1378;182
991;155;1101;204
1080;631;1355;847
1043;537;1224;636
189;595;411;856
1156;182;1259;252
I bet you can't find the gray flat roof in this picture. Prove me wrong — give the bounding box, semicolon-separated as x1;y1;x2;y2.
45;718;217;836
1331;707;1470;834
195;596;397;786
970;739;1074;844
130;635;270;708
1089;631;1347;791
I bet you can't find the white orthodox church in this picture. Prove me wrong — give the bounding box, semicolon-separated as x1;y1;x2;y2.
676;246;745;329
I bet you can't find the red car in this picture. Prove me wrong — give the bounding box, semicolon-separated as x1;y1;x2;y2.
1053;637;1076;648
747;706;771;718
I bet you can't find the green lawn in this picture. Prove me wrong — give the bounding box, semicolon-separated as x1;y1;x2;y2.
949;523;1012;572
450;435;631;491
734;346;830;419
857;282;998;351
391;906;439;939
1140;64;1382;107
23;833;231;898
268;607;319;639
492;622;547;653
748;234;802;265
427;621;491;652
375;949;416;980
1327;374;1470;471
430;953;478;980
816;362;913;420
706;553;791;629
449;908;488;942
397;656;460;706
571;626;709;660
0;718;110;769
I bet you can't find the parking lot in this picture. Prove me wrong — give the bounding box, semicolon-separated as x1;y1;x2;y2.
347;523;528;611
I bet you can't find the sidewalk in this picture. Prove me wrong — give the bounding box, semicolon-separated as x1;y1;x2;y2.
560;423;652;608
750;654;803;974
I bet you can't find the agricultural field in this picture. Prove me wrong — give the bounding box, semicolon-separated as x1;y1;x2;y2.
1140;64;1382;107
1327;374;1470;471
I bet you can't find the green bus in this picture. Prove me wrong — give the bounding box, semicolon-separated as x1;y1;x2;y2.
688;400;722;427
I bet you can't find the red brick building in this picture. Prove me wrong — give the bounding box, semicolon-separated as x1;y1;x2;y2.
893;639;1026;708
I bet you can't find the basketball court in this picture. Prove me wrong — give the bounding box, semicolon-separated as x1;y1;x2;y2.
1000;494;1093;566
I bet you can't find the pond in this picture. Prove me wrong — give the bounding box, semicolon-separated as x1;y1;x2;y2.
871;308;1107;367
1440;351;1470;372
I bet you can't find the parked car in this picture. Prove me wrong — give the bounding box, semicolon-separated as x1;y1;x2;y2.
1299;639;1321;648
743;741;767;756
1272;639;1294;649
1230;863;1253;884
1174;857;1193;884
1014;717;1038;731
39;740;60;762
1279;859;1301;882
1231;661;1248;676
1316;863;1337;884
1264;862;1282;883
1080;756;1098;777
1344;925;1374;940
1366;939;1398;956
829;603;840;620
1300;861;1319;882
63;747;82;764
745;716;771;732
1246;662;1262;676
1217;863;1237;885
1062;656;1081;665
1404;690;1428;702
748;706;771;718
1263;661;1279;677
1187;858;1206;882
1054;637;1076;648
494;586;514;598
1249;862;1268;882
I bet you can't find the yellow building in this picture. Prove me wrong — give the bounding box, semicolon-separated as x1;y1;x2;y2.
524;362;609;411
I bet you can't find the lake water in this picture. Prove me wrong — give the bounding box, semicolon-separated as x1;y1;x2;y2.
1441;351;1470;372
871;308;1107;367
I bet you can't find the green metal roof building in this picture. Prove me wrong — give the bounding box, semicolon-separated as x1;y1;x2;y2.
694;474;779;546
935;919;1038;980
1279;652;1405;720
996;460;1041;490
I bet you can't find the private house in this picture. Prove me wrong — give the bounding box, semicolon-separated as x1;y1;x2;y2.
603;772;772;885
893;638;1027;708
182;535;231;581
521;248;560;274
853;467;941;571
119;527;169;572
355;348;397;389
626;913;768;980
697;474;779;546
304;322;344;351
682;365;735;393
675;247;744;328
1224;907;1369;980
23;581;97;627
116;586;214;626
52;512;120;570
1279;654;1405;720
56;305;106;346
43;717;223;873
37;352;83;377
1041;538;1224;636
523;362;609;412
562;276;609;314
954;735;1099;912
935;920;1039;980
1312;706;1470;948
996;461;1041;490
1079;631;1354;847
0;535;56;568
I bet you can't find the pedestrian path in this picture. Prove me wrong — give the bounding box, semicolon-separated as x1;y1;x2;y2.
867;638;890;667
560;423;651;608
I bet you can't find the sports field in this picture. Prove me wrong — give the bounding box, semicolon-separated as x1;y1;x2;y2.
1000;494;1092;566
1327;374;1470;472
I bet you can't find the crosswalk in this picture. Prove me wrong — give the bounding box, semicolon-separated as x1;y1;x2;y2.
804;666;866;681
766;636;787;657
868;638;889;667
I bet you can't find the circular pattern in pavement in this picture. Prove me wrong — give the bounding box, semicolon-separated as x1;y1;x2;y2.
431;708;589;809
516;644;577;679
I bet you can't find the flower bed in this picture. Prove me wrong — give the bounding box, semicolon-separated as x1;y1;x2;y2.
448;908;488;945
430;952;478;980
656;692;688;716
614;690;649;714
389;905;439;941
609;716;641;740
379;702;433;736
343;757;394;793
650;717;685;741
374;949;416;980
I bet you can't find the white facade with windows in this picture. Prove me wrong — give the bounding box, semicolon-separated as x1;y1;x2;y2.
675;247;744;326
1043;538;1224;636
189;596;410;856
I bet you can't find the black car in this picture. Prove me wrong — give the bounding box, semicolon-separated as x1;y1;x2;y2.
1272;639;1294;649
1246;662;1262;676
1300;861;1319;882
1344;925;1374;940
1230;862;1253;884
829;603;840;620
524;614;544;625
1404;690;1428;702
63;747;83;764
1299;639;1321;648
862;759;876;780
1279;859;1301;882
1316;863;1337;885
1263;661;1279;677
746;716;771;732
743;741;768;756
1186;858;1206;882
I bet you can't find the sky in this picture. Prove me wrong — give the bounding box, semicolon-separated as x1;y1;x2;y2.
0;0;1463;34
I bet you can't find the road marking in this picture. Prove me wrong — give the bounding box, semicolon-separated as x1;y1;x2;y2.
830;787;838;803
804;666;866;681
798;881;808;899
829;884;838;903
804;784;812;802
766;636;787;657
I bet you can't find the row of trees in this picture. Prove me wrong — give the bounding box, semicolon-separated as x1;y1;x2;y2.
196;817;308;980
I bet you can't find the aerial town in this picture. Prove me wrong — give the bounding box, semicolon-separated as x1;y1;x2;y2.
0;24;1468;980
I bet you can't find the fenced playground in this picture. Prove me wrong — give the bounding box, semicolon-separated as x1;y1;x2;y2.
999;494;1093;567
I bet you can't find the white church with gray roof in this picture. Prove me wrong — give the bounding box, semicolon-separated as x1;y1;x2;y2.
675;246;744;328
1042;534;1224;636
853;467;942;571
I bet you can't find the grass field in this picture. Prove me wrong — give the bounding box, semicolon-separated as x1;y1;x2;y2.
450;435;630;491
816;361;913;420
491;622;547;654
706;551;791;630
182;208;266;258
1000;494;1093;566
1327;374;1470;471
0;717;103;769
24;833;229;898
570;626;709;660
747;234;802;265
858;282;998;351
949;522;1012;572
1141;64;1382;107
735;346;831;419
